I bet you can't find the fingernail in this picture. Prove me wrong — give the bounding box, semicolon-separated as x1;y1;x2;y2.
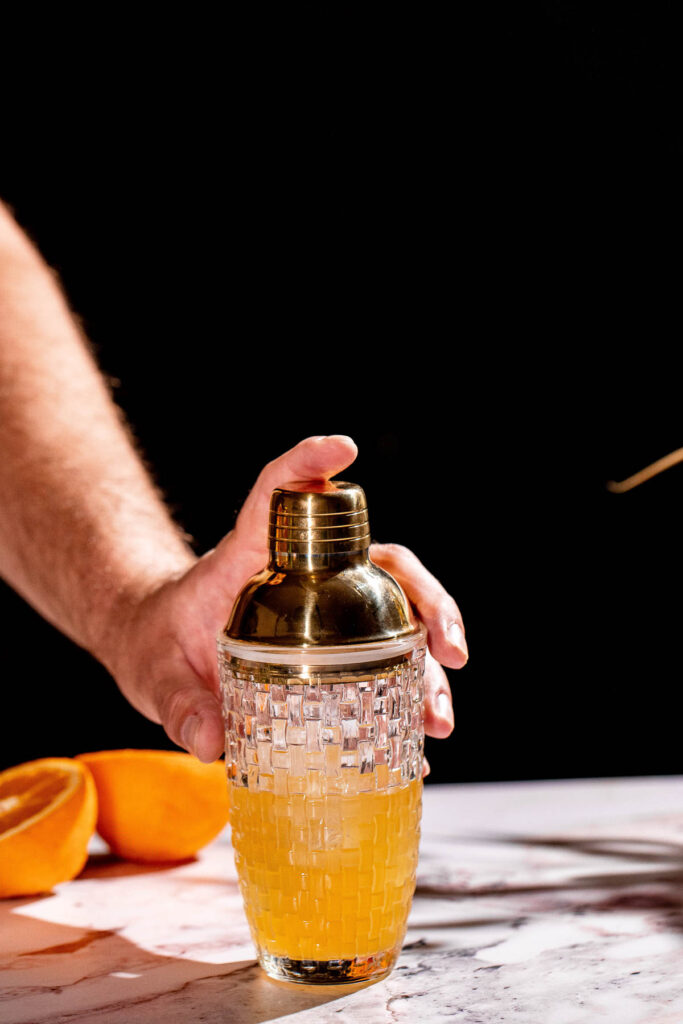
448;622;468;657
423;758;431;778
180;714;201;755
437;692;454;726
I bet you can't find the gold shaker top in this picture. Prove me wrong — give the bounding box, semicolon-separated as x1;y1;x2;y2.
224;480;418;647
269;479;371;556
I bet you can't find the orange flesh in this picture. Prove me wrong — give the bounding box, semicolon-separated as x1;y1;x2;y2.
0;767;73;834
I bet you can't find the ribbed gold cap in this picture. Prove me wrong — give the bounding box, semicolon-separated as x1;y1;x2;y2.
269;480;371;556
223;479;418;647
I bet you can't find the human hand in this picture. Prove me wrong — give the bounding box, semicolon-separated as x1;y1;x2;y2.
108;436;468;765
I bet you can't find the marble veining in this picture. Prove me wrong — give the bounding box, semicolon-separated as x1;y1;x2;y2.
2;776;683;1023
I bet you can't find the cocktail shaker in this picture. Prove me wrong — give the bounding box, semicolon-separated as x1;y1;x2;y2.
217;480;426;984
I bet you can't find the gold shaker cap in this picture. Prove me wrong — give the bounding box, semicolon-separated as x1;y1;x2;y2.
222;479;420;649
269;479;371;555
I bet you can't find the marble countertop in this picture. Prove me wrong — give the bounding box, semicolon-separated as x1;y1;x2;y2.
3;776;683;1023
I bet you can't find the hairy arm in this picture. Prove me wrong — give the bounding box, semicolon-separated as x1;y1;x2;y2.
0;201;464;763
0;202;194;661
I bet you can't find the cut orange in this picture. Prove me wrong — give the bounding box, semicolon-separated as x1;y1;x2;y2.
76;749;230;863
0;758;97;898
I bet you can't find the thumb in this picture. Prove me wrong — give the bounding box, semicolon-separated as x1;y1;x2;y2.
232;434;358;551
188;434;360;632
155;677;225;764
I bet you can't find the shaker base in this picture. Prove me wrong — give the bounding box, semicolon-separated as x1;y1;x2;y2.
259;947;398;985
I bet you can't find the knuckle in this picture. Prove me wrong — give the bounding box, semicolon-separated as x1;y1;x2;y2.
422;591;455;623
441;595;461;623
424;652;449;690
156;683;196;733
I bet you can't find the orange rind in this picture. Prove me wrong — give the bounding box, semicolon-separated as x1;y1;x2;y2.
76;749;230;863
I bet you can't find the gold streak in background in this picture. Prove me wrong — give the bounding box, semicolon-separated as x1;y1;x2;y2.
607;447;683;493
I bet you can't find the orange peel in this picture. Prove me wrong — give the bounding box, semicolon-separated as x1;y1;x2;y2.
76;749;230;863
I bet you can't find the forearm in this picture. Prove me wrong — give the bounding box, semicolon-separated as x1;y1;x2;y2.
0;202;195;665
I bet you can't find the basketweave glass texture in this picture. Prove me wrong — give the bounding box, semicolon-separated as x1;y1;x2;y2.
219;637;426;985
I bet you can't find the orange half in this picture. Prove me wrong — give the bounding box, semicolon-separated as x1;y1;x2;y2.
76;749;230;863
0;758;97;898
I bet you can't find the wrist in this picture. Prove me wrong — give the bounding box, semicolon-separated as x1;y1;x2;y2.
89;553;197;681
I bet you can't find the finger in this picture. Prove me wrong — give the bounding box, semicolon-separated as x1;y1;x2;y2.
185;435;360;667
154;677;225;764
370;543;468;668
422;757;431;778
233;435;359;553
423;650;454;738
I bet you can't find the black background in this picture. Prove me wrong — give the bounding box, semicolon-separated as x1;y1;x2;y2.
1;7;681;782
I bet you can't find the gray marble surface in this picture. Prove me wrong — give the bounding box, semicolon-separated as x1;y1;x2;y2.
3;776;683;1023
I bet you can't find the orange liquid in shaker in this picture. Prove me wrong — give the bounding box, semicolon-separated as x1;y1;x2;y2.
230;775;422;963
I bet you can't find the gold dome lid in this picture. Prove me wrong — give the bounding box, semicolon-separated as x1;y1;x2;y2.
221;479;419;650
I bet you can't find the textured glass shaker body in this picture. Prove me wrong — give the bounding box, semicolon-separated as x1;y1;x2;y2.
217;481;426;985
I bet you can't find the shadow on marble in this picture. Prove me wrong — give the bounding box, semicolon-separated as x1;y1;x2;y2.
500;833;683;863
415;830;683;933
80;852;196;880
239;971;390;1024
407;915;521;931
417;868;683;900
0;897;380;1024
